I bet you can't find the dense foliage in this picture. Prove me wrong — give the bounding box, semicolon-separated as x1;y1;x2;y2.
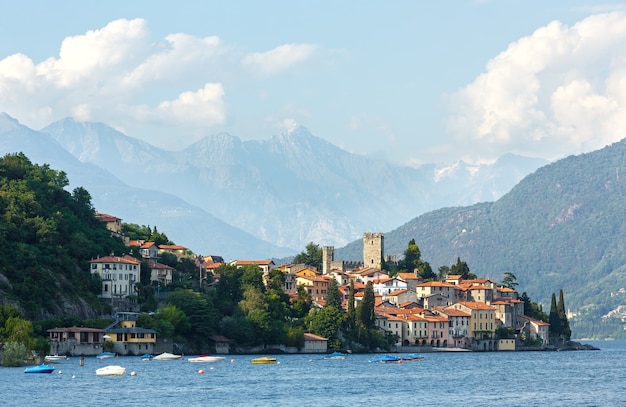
0;153;126;319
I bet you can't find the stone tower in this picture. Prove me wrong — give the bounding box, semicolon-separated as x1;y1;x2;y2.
363;232;384;270
322;246;334;275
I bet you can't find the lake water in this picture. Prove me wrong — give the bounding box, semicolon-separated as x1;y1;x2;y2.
2;341;625;406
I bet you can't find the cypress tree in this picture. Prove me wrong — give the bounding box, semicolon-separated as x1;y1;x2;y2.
346;280;356;329
325;278;342;310
358;281;375;329
548;292;562;338
557;289;572;341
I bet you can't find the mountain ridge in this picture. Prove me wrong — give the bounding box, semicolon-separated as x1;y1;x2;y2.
38;115;548;251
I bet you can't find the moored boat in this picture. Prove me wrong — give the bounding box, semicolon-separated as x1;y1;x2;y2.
153;352;182;360
251;356;277;364
24;364;55;374
369;354;402;363
188;355;226;363
44;355;69;363
96;351;116;359
323;351;348;360
95;365;126;376
140;353;153;361
401;354;424;361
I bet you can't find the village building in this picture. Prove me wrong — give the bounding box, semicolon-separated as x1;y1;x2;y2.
89;255;141;299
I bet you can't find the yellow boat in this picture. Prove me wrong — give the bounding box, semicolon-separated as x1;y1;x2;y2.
251;356;277;364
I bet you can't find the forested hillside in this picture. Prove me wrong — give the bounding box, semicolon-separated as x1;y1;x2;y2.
338;139;626;338
0;153;126;319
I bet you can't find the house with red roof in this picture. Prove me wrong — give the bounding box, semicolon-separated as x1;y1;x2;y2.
89;255;141;299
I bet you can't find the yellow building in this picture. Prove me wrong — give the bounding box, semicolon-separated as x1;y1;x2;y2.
448;301;497;340
104;312;157;356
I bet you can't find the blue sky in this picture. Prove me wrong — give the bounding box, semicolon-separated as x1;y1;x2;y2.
1;1;626;165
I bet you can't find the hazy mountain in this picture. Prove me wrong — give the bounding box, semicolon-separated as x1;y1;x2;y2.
337;139;626;338
0;113;291;259
40;117;548;251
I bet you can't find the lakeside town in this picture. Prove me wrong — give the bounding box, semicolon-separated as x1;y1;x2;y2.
43;214;573;358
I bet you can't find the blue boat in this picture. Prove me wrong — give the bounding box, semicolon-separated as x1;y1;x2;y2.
24;364;55;374
369;354;402;363
140;353;153;361
96;351;116;359
324;351;348;360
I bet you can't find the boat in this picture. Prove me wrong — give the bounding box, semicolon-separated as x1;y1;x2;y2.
401;354;424;361
153;352;182;360
369;354;402;363
188;355;226;363
24;364;55;374
95;365;126;376
44;355;68;363
251;356;277;364
96;351;116;359
140;353;153;361
323;351;348;360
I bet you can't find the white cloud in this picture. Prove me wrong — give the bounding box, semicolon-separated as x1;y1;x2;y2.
447;11;626;163
0;18;320;149
37;18;150;87
242;44;317;76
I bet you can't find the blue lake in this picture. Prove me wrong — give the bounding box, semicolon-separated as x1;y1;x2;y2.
2;341;625;406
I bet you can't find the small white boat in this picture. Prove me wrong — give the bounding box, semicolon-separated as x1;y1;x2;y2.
44;355;68;363
188;355;226;363
153;352;182;360
95;365;126;376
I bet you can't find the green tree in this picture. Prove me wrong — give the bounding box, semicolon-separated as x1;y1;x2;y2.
357;281;375;329
548;292;562;338
1;341;28;367
292;285;312;319
557;289;572;341
401;239;436;280
325;279;342;310
309;306;343;340
521;292;547;322
437;265;450;281
167;289;217;348
293;242;323;270
346;280;356;329
241;265;265;291
501;272;518;289
402;239;421;273
450;257;477;280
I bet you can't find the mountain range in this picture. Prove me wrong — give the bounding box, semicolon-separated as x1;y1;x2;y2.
0;113;547;258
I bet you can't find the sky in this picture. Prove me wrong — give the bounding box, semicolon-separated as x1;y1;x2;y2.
1;1;626;165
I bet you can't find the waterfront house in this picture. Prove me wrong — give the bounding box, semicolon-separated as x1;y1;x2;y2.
439;307;470;348
104;312;157;356
519;315;550;345
303;333;328;353
448;301;497;347
209;335;232;354
48;326;105;356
